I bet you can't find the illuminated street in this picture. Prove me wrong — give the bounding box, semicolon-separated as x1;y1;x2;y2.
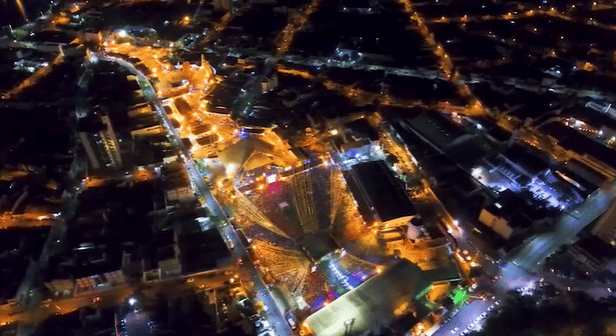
103;51;294;336
4;0;616;335
512;184;616;271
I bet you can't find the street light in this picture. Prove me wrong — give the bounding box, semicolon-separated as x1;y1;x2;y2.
128;297;137;306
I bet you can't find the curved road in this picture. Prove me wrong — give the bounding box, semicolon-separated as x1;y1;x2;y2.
103;54;292;336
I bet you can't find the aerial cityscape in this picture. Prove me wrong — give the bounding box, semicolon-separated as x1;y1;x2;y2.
3;0;616;335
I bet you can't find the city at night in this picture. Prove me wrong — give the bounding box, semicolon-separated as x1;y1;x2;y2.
3;0;616;335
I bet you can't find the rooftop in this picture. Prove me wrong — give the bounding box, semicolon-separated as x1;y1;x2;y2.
541;122;616;169
345;160;415;224
176;228;230;274
403;111;466;150
305;259;432;336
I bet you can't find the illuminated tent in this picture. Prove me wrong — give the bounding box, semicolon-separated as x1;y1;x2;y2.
304;259;432;336
218;137;288;179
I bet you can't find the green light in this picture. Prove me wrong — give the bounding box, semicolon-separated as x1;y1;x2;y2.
450;287;470;305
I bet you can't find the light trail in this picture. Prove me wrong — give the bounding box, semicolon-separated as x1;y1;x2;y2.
14;0;27;21
2;52;64;100
329;166;344;225
291;164;319;234
252;240;311;295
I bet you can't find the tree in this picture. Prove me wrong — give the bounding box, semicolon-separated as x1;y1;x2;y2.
471;291;616;336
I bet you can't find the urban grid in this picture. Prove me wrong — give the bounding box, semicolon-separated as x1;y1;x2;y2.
3;0;616;335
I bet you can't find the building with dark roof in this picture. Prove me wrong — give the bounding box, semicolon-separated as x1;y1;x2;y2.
0;227;49;303
344;160;415;227
176;228;230;274
481;144;549;189
444;138;491;169
554;164;602;198
501;144;547;177
403;111;466;149
541;122;616;170
343;118;379;142
331;117;381;165
45;246;127;296
478;190;549;240
299;232;340;262
569;235;616;274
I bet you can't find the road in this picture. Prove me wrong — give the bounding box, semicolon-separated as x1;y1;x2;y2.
431;182;616;336
122;310;153;336
0;215;56;229
231;56;278;120
511;184;616;271
0;268;230;327
431;299;495;336
103;54;292;336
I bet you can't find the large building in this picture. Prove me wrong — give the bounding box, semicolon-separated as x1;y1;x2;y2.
176;227;231;274
344;160;415;227
217;137;298;181
303;259;432;336
478;190;538;239
79;114;123;172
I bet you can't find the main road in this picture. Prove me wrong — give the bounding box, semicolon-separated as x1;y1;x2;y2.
511;184;616;271
431;182;616;336
102;54;292;336
0;270;230;327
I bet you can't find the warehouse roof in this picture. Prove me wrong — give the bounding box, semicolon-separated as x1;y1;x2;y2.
305;259;431;336
345;160;415;224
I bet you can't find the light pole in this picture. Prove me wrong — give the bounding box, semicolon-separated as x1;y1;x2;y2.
343;318;355;336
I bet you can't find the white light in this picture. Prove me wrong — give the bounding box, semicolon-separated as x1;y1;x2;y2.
128;297;137;305
453;220;459;226
117;29;127;37
266;174;277;184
